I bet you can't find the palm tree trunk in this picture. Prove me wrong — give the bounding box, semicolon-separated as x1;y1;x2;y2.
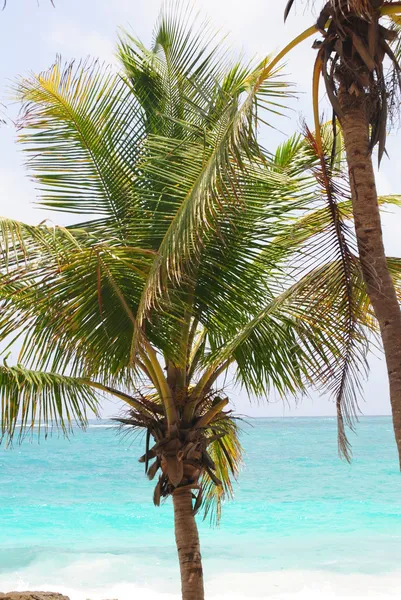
338;82;401;467
173;488;205;600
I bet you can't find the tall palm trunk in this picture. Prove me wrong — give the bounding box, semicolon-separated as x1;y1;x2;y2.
173;488;205;600
338;81;401;467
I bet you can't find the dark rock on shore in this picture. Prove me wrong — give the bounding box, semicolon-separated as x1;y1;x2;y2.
0;593;70;600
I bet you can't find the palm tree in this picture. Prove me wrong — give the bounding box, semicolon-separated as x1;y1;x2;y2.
273;0;401;467
1;6;400;599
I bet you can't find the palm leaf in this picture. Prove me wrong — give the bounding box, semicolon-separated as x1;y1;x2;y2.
131;53;292;327
286;126;369;460
0;364;99;443
201;416;243;525
16;59;144;232
0;218;153;383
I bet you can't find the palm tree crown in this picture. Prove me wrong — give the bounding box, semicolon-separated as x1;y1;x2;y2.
284;0;401;160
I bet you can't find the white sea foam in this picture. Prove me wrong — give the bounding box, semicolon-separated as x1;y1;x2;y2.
2;568;401;599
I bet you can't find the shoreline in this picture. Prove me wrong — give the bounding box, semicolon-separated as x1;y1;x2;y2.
2;568;401;600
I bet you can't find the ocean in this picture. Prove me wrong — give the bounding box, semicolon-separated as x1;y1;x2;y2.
1;417;401;599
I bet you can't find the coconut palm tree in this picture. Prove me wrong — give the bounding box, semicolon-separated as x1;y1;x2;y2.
270;0;401;467
1;6;401;599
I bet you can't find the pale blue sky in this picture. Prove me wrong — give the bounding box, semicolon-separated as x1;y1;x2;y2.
0;0;400;418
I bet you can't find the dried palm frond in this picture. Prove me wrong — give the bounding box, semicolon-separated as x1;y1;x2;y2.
285;0;401;164
299;127;369;460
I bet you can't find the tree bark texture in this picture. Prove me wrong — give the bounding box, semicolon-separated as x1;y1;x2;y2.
339;83;401;467
173;488;205;600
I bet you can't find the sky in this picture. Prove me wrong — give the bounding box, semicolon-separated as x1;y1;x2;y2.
0;0;400;419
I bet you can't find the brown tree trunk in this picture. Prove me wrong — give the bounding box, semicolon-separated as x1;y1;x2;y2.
173;488;205;600
338;83;401;467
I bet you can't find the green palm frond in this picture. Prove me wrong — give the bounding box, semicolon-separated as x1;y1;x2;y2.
119;3;230;136
387;257;401;300
200;416;243;525
0;364;99;443
0;217;84;271
197;126;390;460
128;58;292;325
269;193;401;259
16;59;143;231
0;218;154;382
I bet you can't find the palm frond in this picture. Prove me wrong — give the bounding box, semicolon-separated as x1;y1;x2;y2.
284;0;296;22
132;53;292;327
118;2;234;138
390;15;401;60
16;59;143;230
285;0;390;22
200;416;243;525
0;364;99;443
0;218;153;383
387;257;401;301
290;127;369;460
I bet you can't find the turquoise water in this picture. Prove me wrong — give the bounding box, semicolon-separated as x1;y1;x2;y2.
1;417;401;599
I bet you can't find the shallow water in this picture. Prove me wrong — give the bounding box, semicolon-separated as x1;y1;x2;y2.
1;417;400;598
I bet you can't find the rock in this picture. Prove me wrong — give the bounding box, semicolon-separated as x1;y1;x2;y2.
1;593;69;600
